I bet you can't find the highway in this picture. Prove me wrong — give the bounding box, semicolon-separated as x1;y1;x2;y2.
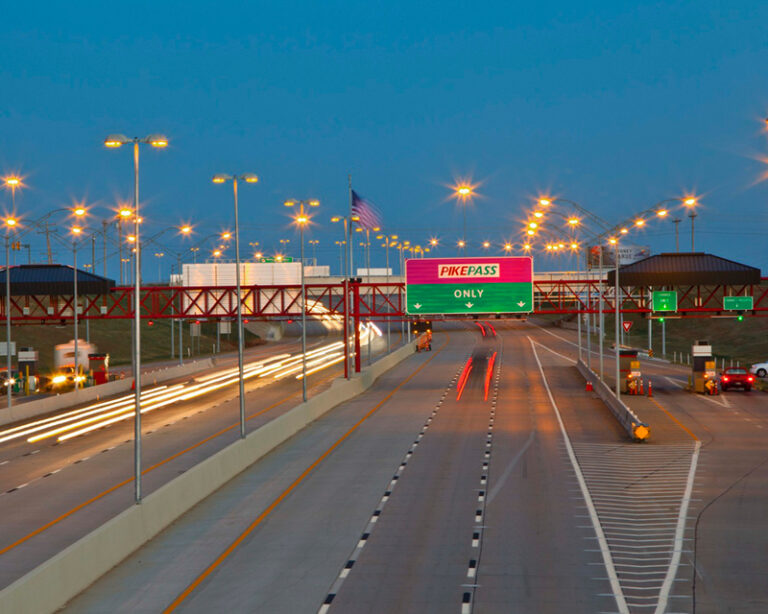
3;319;764;612
0;327;386;590
54;320;718;614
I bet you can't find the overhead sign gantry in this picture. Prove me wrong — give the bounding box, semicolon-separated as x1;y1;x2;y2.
405;257;533;315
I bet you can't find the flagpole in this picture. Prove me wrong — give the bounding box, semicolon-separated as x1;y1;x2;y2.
347;175;354;375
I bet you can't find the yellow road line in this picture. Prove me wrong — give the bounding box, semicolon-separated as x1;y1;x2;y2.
164;335;449;612
648;396;699;442
0;371;339;557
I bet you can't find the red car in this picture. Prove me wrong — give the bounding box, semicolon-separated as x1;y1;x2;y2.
720;367;755;392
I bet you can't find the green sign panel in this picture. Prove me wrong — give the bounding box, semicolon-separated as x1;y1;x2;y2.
652;291;677;312
723;296;753;311
405;257;533;315
259;257;294;263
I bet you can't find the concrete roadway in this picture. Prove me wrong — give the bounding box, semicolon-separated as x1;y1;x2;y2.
528;322;768;613
64;322;643;613
0;334;372;590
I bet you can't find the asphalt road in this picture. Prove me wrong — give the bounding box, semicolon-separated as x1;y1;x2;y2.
0;333;375;590
64;322;664;614
16;319;768;613
528;322;768;613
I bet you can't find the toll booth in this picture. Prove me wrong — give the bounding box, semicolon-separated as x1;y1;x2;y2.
18;347;38;394
692;341;717;394
619;349;642;394
89;353;110;385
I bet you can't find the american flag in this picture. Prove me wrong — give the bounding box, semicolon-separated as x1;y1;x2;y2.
351;190;383;230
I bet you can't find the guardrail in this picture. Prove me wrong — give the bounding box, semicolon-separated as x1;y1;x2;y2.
577;359;650;441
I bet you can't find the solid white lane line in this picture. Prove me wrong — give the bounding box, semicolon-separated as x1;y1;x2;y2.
528;336;629;614
654;439;700;614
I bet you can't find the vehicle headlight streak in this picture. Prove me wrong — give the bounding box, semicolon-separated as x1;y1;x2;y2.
3;342;354;445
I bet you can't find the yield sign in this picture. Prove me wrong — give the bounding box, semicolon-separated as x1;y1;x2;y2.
622;321;633;333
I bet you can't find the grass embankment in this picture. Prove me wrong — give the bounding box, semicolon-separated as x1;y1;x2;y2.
544;311;767;369
11;320;263;373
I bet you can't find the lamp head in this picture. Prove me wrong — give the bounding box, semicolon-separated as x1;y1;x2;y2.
212;174;229;184
242;173;259;183
147;134;169;148
104;134;130;148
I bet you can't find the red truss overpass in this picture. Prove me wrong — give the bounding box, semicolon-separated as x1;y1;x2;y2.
4;278;768;323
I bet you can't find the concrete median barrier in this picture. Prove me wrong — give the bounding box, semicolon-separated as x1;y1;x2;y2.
0;341;416;614
577;359;650;441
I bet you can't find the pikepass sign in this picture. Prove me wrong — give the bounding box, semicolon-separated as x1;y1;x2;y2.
405;257;533;315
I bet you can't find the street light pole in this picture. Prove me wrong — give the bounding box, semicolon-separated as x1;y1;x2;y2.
285;200;319;400
613;239;621;399
72;232;80;389
672;218;681;253
4;224;14;408
689;210;697;252
105;133;168;504
213;173;258;437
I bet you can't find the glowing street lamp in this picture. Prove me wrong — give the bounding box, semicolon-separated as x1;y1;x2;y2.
104;132;169;504
284;199;320;401
70;224;87;389
684;197;698;251
3;216;18;409
452;182;476;244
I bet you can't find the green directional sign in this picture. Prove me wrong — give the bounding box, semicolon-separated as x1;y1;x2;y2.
259;257;294;263
405;257;533;315
652;290;677;312
723;296;753;311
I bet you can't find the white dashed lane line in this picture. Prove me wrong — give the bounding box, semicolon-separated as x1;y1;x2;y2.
462;340;503;614
317;358;468;614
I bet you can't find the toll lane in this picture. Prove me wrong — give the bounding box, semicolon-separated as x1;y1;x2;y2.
530;320;768;611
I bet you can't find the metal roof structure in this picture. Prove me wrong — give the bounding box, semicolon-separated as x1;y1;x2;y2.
0;265;115;296
606;253;762;287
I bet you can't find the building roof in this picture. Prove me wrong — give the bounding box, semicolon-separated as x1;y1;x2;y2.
606;253;762;286
0;265;115;296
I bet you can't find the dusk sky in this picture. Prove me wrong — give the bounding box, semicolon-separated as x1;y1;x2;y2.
1;1;767;277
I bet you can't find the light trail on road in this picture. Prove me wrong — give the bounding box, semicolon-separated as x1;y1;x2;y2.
0;325;379;446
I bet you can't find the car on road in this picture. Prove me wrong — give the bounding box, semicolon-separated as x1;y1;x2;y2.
720;367;755;392
750;361;768;378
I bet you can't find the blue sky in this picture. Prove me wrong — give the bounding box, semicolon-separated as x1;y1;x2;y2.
1;0;767;278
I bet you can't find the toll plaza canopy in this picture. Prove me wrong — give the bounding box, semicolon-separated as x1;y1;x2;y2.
606;253;762;286
0;265;115;296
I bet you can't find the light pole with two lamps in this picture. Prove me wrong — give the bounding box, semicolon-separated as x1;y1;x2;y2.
212;173;259;438
104;133;168;504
